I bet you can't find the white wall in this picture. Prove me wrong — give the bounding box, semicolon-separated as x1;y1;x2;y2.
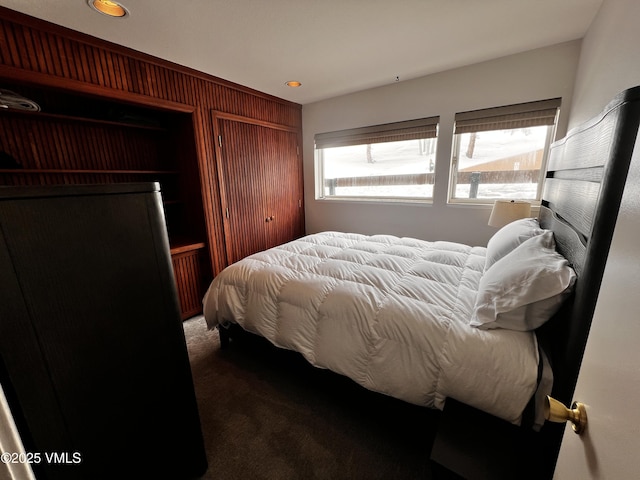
553;0;640;477
568;0;640;129
302;41;581;246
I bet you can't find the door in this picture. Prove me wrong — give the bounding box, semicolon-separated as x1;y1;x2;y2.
263;126;304;249
214;112;303;264
216;117;269;263
553;142;640;478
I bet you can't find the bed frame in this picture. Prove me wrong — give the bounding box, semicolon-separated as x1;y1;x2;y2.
538;85;640;404
430;86;640;480
218;86;640;478
531;84;640;475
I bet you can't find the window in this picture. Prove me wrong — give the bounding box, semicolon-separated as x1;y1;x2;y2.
449;98;561;203
315;117;439;201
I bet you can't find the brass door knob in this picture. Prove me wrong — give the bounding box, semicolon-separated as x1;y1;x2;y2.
544;396;587;434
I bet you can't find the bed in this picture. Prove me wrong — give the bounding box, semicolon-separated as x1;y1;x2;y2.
202;85;640;470
204;229;559;428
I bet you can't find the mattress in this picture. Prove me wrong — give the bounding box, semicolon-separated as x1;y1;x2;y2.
203;231;549;427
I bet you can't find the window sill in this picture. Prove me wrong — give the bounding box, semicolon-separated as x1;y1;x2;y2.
316;196;433;206
448;198;542;207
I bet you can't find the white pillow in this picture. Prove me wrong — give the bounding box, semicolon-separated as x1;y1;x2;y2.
484;217;545;271
471;231;576;331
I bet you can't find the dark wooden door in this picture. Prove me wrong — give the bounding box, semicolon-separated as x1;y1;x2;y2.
215;113;303;264
263;124;303;249
217;117;269;263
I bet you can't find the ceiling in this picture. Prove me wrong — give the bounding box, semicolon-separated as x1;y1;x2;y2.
1;0;603;105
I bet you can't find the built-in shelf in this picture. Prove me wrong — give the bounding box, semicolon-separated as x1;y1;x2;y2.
0;107;167;132
170;241;206;256
0;78;209;321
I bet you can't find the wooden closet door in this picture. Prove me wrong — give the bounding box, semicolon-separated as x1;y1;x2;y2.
263;128;304;249
217;117;269;263
214;113;303;264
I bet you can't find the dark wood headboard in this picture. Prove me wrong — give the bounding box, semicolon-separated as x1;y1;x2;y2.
435;86;640;479
536;86;640;463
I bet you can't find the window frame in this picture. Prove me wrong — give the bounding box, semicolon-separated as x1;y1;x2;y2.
314;117;439;203
448;98;561;205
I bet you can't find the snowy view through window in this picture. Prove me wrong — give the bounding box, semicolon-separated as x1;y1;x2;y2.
321;138;436;198
319;126;549;201
452;126;548;200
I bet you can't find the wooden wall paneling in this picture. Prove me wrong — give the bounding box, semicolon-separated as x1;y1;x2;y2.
58;36;73;79
53;121;68;170
3;22;21;68
0;5;303;279
192;107;227;275
20;24;37;70
192;81;227;276
1;110;167;171
171;246;206;320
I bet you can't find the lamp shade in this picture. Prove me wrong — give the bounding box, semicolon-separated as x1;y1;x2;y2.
488;200;532;228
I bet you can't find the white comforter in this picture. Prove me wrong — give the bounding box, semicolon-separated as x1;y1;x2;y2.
203;232;545;426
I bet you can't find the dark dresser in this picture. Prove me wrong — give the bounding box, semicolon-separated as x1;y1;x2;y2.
0;183;207;479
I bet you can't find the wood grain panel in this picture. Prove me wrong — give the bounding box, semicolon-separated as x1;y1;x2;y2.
0;112;166;171
547;114;616;172
263;126;304;249
0;5;304;279
171;248;205;320
213;112;303;264
542;178;600;239
216;117;269;263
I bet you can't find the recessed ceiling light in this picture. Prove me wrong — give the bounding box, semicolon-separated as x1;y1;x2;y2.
285;81;302;88
88;0;129;18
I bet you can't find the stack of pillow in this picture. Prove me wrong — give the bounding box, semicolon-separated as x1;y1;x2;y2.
471;218;577;331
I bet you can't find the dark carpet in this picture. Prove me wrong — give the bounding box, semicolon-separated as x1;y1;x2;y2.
182;315;442;480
